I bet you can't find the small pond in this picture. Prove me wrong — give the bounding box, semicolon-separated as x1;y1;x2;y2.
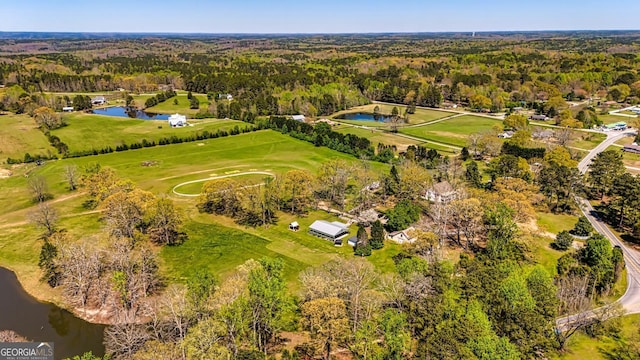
335;112;394;122
90;106;170;120
0;267;105;359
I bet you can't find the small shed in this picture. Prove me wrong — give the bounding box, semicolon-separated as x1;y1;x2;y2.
347;236;358;247
291;115;306;122
62;106;74;112
289;221;300;231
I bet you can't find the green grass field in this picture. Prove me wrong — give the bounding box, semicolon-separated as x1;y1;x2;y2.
53;113;247;152
537;212;579;235
569;132;607;150
0;131;391;290
553;314;640;360
399;115;503;147
0;113;53;161
144;93;210;115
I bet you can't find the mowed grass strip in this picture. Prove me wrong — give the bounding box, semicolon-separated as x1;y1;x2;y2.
332;104;454;127
0;113;53;161
399;115;503;147
52;113;247;152
333;126;419;148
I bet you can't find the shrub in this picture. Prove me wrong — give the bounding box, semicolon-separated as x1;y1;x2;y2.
552;230;574;251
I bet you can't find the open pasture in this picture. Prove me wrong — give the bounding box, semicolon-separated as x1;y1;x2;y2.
53;113;246;153
399;115;503;147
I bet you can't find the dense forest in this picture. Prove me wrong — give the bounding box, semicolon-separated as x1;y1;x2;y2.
1;32;639;124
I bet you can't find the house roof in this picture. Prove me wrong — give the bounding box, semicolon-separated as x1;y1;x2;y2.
91;96;105;101
309;220;349;237
624;144;640;152
292;115;306;121
431;181;454;195
290;221;299;227
530;114;547;120
605;122;627;129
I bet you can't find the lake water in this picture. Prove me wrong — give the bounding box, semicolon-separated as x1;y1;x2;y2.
335;112;394;122
90;106;170;120
0;267;105;359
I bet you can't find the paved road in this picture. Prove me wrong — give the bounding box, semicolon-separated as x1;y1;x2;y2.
557;130;640;330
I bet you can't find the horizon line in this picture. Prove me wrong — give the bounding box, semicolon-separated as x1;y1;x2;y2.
1;29;640;36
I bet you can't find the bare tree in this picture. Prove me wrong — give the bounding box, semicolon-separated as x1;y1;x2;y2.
28;202;58;237
325;259;378;334
0;330;28;342
147;198;184;246
64;165;78;191
555;274;595;348
104;321;150;359
430;201;453;245
28;176;52;203
555;128;574;147
56;242;105;308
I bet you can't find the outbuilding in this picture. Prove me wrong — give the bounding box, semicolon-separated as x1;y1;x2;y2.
62;106;74;112
289;221;300;231
529;114;548;121
91;96;106;105
387;227;417;244
291;115;306;122
168;113;187;127
624;144;640;154
308;220;349;241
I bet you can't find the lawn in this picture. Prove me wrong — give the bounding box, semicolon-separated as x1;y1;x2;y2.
553;314;640;360
569;132;607;150
144;93;210;116
0;113;53;162
537;212;579;235
399;115;503;147
332;104;454;128
52;112;247;152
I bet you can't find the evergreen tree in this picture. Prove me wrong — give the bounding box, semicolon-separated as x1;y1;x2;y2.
465;161;483;188
354;224;372;256
38;239;60;287
370;220;385;250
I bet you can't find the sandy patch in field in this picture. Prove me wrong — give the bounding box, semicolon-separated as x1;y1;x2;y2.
0;169;12;178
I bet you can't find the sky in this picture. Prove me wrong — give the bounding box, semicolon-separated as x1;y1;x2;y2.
1;0;639;33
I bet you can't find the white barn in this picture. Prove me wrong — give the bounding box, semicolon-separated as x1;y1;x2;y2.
168;114;187;127
308;220;349;241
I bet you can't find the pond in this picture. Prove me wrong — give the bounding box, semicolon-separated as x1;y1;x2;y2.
335;112;394;122
90;106;170;120
0;267;105;359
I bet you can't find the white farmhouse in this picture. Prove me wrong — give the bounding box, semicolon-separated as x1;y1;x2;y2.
387;227;417;244
168;113;187;127
424;181;458;203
